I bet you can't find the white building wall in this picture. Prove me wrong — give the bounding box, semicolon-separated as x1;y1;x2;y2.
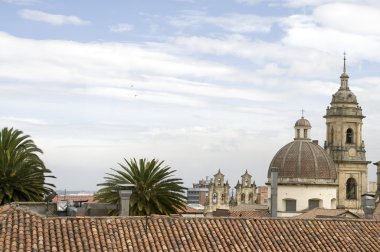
268;184;337;217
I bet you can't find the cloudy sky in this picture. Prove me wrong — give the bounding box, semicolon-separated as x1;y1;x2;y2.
1;0;380;191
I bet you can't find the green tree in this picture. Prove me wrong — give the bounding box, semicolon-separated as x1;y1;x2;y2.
96;158;186;216
0;127;55;204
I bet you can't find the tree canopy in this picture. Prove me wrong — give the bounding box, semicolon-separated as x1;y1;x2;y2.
95;158;186;216
0;127;55;204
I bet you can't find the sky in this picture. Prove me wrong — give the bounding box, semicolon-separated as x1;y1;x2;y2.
1;0;380;191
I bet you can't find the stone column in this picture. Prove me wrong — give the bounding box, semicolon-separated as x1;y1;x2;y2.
119;189;133;216
270;167;279;218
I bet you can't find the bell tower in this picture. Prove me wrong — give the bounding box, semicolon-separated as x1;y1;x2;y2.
324;54;370;210
204;170;230;213
235;170;257;205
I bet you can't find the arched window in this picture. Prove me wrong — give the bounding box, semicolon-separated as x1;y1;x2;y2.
304;129;308;138
330;127;334;144
212;193;218;203
241;193;245;203
346;128;354;144
297;129;300;138
346;178;357;200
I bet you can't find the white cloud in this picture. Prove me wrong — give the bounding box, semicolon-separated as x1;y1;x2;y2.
280;4;380;63
109;23;134;33
83;86;205;107
172;35;341;78
314;3;380;36
19;9;90;26
169;11;274;33
0;116;47;125
0;32;280;109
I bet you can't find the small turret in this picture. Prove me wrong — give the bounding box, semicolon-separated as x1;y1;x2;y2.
294;113;311;140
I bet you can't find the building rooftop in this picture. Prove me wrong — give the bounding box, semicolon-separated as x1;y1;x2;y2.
1;204;380;251
52;194;96;203
294;208;361;219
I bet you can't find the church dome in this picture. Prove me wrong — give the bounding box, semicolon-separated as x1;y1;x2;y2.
267;140;337;181
295;117;311;127
331;89;357;104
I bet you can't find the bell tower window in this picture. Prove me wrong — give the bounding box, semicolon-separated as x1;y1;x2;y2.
297;129;300;138
304;129;307;138
212;193;218;203
346;128;353;144
346;178;357;200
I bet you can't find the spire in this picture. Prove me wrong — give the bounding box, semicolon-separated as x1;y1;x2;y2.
343;52;346;74
340;52;349;90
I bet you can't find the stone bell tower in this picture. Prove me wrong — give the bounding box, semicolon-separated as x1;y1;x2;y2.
204;170;230;213
235;170;257;205
324;54;370;210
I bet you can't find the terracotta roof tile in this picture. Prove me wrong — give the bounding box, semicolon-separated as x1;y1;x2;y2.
230;209;270;218
52;195;96;203
178;206;203;214
1;204;380;251
230;204;268;211
295;208;360;219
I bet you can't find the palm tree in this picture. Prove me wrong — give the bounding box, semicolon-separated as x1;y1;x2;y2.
96;158;186;216
0;127;55;204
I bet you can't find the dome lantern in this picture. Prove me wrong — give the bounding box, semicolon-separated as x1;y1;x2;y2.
294;115;311;140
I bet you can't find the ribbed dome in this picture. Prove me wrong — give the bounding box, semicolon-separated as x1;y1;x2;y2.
267;141;336;181
294;117;311;127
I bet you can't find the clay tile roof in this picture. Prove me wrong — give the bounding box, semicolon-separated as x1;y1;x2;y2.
230;209;270;218
178;205;203;214
1;204;380;251
295;208;361;219
230;204;269;212
52;194;96;203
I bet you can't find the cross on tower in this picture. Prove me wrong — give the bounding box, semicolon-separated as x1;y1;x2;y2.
301;109;305;118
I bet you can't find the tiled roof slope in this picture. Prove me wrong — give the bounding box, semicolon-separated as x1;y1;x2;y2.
1;205;380;251
295;208;360;219
229;209;270;218
178;205;203;214
52;195;96;203
230;204;268;211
